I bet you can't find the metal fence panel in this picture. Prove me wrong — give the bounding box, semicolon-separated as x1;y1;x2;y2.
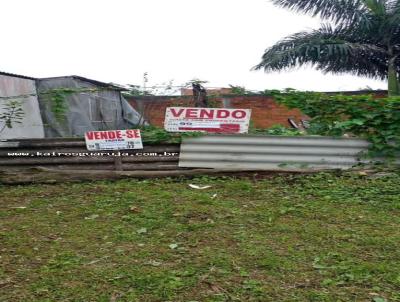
0;138;180;171
179;135;374;170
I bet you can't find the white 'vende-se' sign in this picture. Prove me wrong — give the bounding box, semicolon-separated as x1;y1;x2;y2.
84;129;143;151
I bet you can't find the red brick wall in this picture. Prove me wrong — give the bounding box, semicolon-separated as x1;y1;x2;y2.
127;95;308;128
127;90;388;129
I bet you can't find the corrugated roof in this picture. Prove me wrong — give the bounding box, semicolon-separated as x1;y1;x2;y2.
0;71;125;90
39;75;125;90
0;71;37;80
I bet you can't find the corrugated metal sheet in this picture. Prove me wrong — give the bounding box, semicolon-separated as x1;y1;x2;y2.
0;138;180;171
0;74;45;139
0;71;37;80
179;135;374;170
39;76;124;90
36;77;144;138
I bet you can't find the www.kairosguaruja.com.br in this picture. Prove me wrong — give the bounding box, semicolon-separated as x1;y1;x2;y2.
7;151;179;157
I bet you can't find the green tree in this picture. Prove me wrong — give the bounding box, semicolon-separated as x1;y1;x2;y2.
254;0;400;96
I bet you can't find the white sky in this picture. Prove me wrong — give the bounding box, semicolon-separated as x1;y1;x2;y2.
0;0;387;92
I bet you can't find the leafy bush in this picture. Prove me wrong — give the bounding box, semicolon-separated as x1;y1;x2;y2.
0;100;24;134
264;89;400;157
249;124;303;136
139;126;204;144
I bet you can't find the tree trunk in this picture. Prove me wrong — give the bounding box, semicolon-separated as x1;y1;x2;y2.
388;56;400;96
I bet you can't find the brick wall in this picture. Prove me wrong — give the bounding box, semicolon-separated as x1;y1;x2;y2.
127;90;388;129
127;95;308;128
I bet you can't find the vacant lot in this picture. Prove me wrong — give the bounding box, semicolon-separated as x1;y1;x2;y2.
1;172;400;302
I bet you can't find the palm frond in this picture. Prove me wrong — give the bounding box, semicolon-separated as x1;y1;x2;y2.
386;0;400;13
318;47;389;79
270;0;371;26
386;0;400;35
362;0;387;15
254;25;389;79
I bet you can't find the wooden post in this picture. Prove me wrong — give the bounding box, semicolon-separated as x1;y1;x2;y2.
114;156;123;171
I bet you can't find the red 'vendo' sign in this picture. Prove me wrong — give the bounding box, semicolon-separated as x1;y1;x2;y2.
164;107;251;133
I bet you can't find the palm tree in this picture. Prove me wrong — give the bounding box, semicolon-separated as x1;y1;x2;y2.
254;0;400;96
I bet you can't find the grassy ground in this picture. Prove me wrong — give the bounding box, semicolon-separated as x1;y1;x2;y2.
1;172;400;302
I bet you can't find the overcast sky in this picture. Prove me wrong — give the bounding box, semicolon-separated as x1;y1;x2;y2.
0;0;387;92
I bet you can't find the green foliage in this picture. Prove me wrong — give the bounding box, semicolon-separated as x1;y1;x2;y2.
123;77;210;97
46;88;72;120
228;85;257;95
249;124;303;136
265;89;400;157
183;78;208;87
1;172;400;301
40;87;107;121
122;84;148;97
140;125;204;144
123;80;178;97
255;0;400;95
140;124;303;145
0;99;24;134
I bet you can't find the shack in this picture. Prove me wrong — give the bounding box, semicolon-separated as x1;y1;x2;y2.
0;72;144;139
36;75;143;137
